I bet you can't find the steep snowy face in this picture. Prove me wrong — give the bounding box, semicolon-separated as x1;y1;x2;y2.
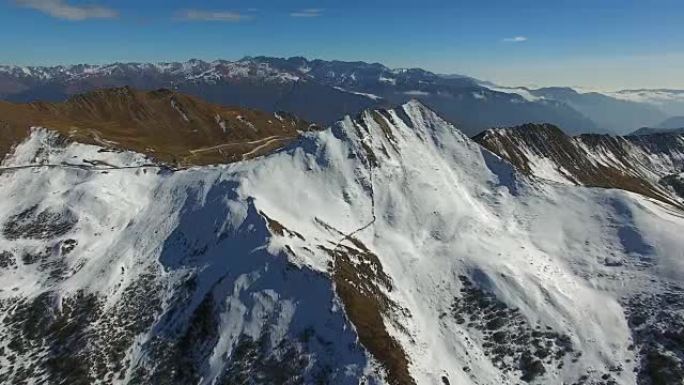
0;130;378;385
1;101;684;385
474;124;684;206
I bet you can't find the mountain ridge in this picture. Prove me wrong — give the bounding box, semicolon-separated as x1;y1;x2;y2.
0;86;312;166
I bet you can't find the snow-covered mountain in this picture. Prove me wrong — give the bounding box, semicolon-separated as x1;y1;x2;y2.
1;99;683;385
6;57;684;136
0;57;600;135
0;59;302;84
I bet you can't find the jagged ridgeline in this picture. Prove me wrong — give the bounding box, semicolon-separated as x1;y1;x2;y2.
1;95;684;385
474;123;684;207
0;86;314;166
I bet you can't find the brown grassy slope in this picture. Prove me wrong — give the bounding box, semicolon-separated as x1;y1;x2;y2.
0;87;313;165
331;241;416;385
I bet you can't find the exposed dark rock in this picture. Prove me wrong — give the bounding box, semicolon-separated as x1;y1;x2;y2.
624;289;684;385
60;239;78;255
2;291;102;384
3;205;77;240
0;250;16;269
451;275;576;383
218;335;308;385
660;173;684;199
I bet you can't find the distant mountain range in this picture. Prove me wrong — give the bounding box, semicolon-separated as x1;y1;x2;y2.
630;126;684;136
1;57;683;136
525;87;667;134
601;89;684;117
657;116;684;129
628;116;684;136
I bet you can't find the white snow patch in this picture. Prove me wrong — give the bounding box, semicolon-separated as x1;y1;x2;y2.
403;90;430;96
333;86;383;100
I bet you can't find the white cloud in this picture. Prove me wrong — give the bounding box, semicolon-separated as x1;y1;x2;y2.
502;36;528;43
15;0;118;20
290;8;323;18
176;9;251;22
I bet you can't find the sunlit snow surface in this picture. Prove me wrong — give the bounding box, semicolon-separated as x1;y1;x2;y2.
0;103;683;384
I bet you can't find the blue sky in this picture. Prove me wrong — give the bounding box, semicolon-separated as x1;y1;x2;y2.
0;0;683;89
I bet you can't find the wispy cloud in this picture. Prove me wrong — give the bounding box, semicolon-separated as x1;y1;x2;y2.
290;8;323;18
15;0;118;20
502;36;528;43
176;9;251;22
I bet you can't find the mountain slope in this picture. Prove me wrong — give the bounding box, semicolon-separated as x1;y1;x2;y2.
474;124;684;206
0;86;312;165
1;101;683;385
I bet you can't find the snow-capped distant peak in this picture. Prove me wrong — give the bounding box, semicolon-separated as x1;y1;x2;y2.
0;58;304;84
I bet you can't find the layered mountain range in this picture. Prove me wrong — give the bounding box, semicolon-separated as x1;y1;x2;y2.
2;57;682;136
0;88;683;384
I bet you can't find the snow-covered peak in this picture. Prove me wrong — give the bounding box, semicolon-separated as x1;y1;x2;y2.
1;101;684;384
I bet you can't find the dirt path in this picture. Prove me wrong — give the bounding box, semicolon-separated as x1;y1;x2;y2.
241;137;291;160
188;136;286;155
